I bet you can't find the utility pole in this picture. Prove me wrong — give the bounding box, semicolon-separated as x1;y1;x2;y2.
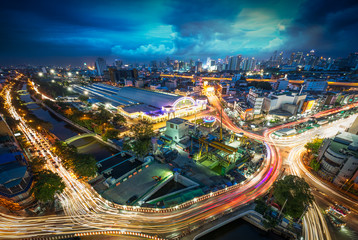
298;204;309;223
278;198;288;219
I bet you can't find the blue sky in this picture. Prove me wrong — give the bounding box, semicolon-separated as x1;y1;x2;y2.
0;0;357;65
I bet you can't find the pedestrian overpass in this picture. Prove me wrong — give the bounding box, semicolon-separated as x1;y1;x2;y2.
64;133;97;144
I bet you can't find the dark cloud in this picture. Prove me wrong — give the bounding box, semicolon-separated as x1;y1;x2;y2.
284;0;358;56
0;0;356;65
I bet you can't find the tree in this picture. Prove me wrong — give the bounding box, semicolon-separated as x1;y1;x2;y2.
73;155;97;178
273;175;314;218
32;170;66;202
102;128;119;141
309;157;320;171
254;198;268;215
29;157;46;173
95;106;112;124
113;114;126;124
128;121;154;159
304;138;323;155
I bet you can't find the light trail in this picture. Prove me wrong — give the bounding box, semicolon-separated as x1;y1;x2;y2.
0;80;357;239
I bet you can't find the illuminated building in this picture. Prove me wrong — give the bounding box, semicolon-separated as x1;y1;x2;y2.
73;84;207;123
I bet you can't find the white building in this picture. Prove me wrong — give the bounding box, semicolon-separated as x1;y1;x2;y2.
165;118;189;142
247;88;264;115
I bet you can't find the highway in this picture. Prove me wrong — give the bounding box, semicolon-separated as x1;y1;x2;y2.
0;82;357;239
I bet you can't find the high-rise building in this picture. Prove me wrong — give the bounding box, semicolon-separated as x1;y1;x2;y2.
241;57;256;71
95;57;107;76
296;52;303;65
347;52;358;69
115;59;123;69
228;55;242;71
195;61;203;73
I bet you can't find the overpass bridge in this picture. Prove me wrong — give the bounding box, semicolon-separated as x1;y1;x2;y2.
160;74;358;87
64;133;97;144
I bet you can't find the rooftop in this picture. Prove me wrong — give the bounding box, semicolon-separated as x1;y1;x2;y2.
167;118;188;125
329;132;358;157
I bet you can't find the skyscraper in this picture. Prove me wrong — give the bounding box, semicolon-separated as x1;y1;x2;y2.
95;57;107;76
228;55;242;71
115;59;123;69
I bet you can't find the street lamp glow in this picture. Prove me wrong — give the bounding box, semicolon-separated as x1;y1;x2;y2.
38;72;43;77
50;69;55;74
68;87;73;91
68;72;72;77
84;90;88;95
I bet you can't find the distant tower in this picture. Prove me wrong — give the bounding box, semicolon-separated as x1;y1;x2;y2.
95;57;107;76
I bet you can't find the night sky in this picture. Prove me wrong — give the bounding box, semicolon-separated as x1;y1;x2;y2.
1;0;357;65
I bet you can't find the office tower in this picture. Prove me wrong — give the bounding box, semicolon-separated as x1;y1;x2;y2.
228;55;242;71
95;57;107;76
115;59;123;69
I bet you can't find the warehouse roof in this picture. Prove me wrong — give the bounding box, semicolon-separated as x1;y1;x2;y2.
116;87;184;109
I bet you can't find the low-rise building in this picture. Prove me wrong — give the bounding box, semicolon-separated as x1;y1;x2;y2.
0;117;33;206
165;118;190;143
303;79;328;92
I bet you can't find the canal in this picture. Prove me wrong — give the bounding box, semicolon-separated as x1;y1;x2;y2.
19;84;117;161
198;218;286;240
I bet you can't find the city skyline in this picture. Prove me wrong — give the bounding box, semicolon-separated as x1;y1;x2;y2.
1;0;358;65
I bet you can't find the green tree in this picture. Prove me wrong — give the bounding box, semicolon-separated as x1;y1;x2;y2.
309;157;320;171
273;175;314;218
254;198;268;215
32;170;66;202
128;121;154;159
304;138;323;155
102;128;119;141
29;157;46;173
113;114;126;124
95;106;112;124
73;155;97;178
